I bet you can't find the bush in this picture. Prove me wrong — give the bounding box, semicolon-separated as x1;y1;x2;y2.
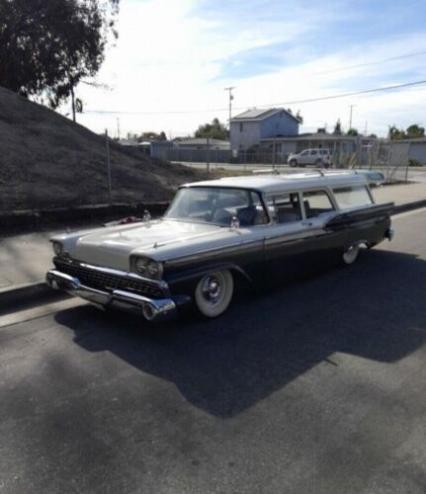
408;158;423;167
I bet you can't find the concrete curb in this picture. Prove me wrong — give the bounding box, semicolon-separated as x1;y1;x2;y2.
0;281;68;312
1;199;425;312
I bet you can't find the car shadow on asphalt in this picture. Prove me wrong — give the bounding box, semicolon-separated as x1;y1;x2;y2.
55;248;426;418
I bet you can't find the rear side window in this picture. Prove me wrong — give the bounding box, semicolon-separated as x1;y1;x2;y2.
266;192;302;224
303;190;335;218
333;186;373;210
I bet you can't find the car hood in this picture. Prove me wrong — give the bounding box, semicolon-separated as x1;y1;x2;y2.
53;219;253;271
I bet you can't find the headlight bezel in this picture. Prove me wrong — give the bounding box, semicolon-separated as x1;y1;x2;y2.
52;241;63;257
133;256;163;280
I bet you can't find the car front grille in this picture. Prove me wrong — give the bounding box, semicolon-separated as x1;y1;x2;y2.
54;259;165;298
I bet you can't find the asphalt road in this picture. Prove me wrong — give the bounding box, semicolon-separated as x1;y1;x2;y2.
1;210;426;494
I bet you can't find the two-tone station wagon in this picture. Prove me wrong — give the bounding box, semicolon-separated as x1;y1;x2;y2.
46;171;394;321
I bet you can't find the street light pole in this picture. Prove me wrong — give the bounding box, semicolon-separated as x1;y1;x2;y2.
225;87;235;128
349;104;356;130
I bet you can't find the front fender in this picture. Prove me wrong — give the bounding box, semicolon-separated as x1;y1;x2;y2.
165;262;252;291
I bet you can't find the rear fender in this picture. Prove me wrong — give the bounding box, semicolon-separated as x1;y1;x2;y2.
325;202;394;231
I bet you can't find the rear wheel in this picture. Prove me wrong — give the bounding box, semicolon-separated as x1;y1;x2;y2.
342;244;360;265
194;270;234;318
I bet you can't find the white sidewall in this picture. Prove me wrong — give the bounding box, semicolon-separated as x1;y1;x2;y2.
194;270;234;318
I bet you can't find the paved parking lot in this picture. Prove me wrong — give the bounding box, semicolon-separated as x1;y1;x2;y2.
0;210;425;493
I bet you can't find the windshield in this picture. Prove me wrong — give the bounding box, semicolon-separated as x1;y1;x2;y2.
165;187;268;226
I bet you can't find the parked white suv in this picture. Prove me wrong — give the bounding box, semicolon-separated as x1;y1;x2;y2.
288;148;331;168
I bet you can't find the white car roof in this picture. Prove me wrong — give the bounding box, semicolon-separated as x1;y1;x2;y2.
184;171;368;194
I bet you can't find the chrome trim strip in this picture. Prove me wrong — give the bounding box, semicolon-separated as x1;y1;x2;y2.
46;270;176;321
165;239;264;268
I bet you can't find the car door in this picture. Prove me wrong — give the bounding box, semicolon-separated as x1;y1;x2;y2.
299;150;309;165
263;191;313;280
308;149;319;165
298;188;343;270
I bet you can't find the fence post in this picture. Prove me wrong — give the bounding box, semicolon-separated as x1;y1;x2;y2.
272;139;276;171
206;137;210;173
105;129;112;205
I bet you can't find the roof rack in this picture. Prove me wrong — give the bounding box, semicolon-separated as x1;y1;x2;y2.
252;168;280;175
252;168;356;178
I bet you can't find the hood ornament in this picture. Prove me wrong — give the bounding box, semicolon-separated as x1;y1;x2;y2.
143;209;151;222
230;216;240;230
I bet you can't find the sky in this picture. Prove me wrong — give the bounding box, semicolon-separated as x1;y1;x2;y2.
66;0;426;138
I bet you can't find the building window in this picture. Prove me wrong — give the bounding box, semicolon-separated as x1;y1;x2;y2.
240;122;244;132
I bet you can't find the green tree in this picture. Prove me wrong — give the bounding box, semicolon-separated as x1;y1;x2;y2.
0;0;119;119
137;131;167;142
195;118;229;140
347;128;358;136
406;124;425;139
388;125;406;140
333;119;342;135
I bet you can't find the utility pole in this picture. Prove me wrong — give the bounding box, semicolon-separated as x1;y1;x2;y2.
224;87;235;128
348;104;356;130
105;129;112;205
116;118;121;140
70;86;76;122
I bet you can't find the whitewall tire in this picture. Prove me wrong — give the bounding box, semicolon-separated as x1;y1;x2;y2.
342;244;360;265
194;270;234;318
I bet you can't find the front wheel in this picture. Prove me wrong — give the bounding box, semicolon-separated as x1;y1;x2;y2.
289;159;297;167
194;270;234;318
342;244;360;265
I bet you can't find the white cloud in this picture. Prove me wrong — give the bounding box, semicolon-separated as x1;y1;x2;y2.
66;0;426;138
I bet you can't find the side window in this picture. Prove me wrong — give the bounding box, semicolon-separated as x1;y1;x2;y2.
239;122;244;132
303;190;335;218
300;150;308;156
310;150;318;156
266;192;302;224
333;186;372;210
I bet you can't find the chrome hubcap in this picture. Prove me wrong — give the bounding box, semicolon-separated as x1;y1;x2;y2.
201;276;222;304
343;245;359;264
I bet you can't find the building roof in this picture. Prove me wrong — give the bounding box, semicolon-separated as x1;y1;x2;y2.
231;108;300;123
261;133;371;142
183;171;367;194
174;138;230;148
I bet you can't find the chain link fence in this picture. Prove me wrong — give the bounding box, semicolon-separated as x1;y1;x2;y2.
164;140;412;184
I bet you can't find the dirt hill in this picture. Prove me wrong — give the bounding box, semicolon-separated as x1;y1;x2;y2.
0;87;204;212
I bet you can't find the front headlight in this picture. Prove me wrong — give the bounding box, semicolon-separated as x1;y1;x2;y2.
134;257;163;279
52;241;63;257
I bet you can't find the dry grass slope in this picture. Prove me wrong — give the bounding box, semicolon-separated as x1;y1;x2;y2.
0;87;203;211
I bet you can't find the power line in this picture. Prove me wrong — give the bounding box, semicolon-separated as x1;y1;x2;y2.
260;79;426;106
311;49;426;76
84;79;426;116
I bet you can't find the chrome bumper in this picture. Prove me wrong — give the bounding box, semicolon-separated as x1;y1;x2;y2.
385;228;395;241
46;269;177;321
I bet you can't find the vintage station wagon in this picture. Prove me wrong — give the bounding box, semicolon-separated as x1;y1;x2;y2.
46;171;394;321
